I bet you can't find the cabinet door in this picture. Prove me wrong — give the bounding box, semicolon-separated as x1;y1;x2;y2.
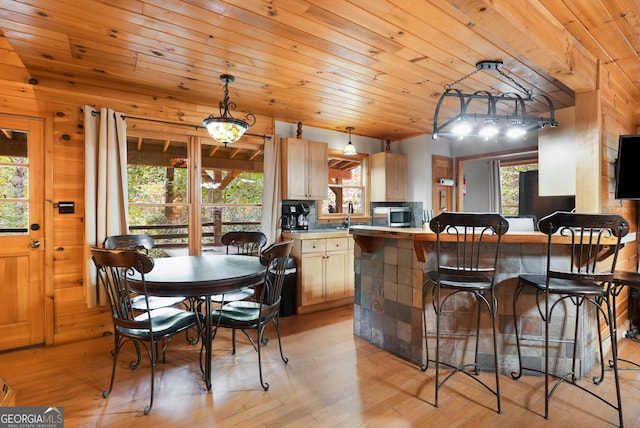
370;152;386;202
281;138;308;200
281;138;328;200
324;250;348;301
392;154;407;201
371;152;407;202
300;252;326;306
306;140;328;200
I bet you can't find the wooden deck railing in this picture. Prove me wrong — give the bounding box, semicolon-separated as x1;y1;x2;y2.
129;221;260;248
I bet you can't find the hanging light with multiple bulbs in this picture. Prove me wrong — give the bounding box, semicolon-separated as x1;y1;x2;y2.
202;74;256;146
432;61;558;141
343;126;357;155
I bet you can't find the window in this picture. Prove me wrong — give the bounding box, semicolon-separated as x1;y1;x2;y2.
200;140;263;249
125;122;264;256
127;136;190;256
0;129;29;234
500;162;538;215
318;149;369;222
457;149;538;214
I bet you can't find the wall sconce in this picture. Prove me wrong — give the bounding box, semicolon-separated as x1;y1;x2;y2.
344;126;357;155
432;61;558;140
202;74;256;146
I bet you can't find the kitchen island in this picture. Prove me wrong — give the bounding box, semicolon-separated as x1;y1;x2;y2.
349;225;631;376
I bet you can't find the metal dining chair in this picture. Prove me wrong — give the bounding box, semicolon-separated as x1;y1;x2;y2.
221;231;267;255
421;212;509;413
205;240;294;390
91;248;199;415
103;234;187;311
511;211;629;426
209;231;268;303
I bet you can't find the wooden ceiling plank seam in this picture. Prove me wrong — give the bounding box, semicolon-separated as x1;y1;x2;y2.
6;0;564;130
368;0;573;103
0;0;637;140
541;0;640;98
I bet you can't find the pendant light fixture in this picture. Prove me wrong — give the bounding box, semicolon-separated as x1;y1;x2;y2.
343;126;357;155
432;61;558;140
202;74;256;146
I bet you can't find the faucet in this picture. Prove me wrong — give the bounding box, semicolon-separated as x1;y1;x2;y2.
344;201;353;228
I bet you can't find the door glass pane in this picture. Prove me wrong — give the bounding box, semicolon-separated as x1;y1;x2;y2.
0;130;29;234
201;168;263;251
127;136;189;257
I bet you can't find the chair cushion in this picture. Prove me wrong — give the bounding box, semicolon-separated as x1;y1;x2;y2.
519;274;608;297
209;288;255;303
130;295;186;311
428;270;493;290
119;307;198;338
212;301;278;327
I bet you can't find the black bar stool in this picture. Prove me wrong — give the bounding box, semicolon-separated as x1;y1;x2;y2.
421;212;509;413
511;212;629;427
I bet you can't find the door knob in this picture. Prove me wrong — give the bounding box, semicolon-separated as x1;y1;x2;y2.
31;239;41;249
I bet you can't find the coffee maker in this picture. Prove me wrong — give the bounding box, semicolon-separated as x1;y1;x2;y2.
281;205;298;231
296;203;310;230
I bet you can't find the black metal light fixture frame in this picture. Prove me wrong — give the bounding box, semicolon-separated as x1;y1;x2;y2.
202;74;256;146
432;61;558;140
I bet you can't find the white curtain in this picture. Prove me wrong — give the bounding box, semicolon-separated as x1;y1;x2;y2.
261;135;281;245
83;106;128;307
488;159;502;213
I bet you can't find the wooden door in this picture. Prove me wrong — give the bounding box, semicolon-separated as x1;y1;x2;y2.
0;116;45;351
432;155;453;215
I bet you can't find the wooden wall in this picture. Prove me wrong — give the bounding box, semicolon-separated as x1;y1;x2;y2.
0;34;637;347
0;41;274;345
598;65;640;329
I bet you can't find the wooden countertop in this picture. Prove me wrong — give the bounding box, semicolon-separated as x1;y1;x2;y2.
348;225;552;244
348;225;634;263
282;229;351;240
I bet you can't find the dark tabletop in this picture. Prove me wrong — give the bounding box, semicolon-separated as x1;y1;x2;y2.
128;254;266;297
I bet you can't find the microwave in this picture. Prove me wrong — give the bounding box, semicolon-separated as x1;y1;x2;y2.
372;207;412;228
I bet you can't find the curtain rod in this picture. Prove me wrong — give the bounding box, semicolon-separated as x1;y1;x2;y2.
83;108;271;139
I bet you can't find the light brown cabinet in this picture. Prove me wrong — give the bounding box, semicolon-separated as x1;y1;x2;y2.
370;152;407;202
281;137;328;200
291;236;354;314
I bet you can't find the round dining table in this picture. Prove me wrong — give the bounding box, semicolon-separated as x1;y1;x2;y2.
128;254;267;391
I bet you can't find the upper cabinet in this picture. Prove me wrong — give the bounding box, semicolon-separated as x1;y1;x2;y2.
281;138;328;200
370;152;407;202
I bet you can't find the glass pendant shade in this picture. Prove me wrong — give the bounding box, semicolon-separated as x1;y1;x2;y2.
202;117;250;145
344;126;357;155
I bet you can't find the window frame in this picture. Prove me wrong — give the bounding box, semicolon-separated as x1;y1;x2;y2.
125;120;264;255
455;147;538;212
318;149;370;224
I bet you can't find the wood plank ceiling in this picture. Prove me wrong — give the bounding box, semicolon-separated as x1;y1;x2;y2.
0;0;638;144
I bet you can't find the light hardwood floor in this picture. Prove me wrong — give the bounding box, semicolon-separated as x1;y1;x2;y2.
2;305;640;427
